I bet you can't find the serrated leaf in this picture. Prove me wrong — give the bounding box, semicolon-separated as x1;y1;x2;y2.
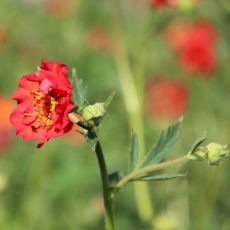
128;130;140;172
131;173;186;182
141;119;182;167
71;69;88;105
188;132;207;155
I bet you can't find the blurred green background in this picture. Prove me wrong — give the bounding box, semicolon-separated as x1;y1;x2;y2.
1;0;230;229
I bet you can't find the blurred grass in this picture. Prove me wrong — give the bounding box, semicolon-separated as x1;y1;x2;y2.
1;0;230;229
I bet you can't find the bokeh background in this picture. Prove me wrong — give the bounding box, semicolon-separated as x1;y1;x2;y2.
1;0;230;229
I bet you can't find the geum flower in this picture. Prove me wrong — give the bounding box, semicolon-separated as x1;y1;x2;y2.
150;0;176;8
145;77;188;119
164;19;217;75
150;0;202;9
10;60;74;148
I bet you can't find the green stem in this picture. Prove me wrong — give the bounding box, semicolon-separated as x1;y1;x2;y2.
111;0;154;221
116;156;188;189
93;132;114;230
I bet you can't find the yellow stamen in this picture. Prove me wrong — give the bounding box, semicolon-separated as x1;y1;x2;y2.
24;91;59;128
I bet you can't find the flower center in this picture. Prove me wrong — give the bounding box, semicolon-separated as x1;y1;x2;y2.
31;91;58;128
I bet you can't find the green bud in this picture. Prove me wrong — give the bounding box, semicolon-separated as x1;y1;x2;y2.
188;147;208;161
206;143;229;165
82;103;106;127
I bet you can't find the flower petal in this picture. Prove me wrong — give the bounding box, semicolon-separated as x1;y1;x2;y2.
10;60;75;148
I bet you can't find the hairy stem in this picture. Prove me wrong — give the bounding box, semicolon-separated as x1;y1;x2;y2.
116;156;188;189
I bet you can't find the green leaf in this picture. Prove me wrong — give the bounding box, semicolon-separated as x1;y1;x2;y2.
128;130;140;172
104;91;115;109
141;118;182;167
131;173;186;182
188;132;207;155
71;68;88;105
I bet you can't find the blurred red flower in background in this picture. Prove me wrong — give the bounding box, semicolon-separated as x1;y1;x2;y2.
145;77;188;119
150;0;169;7
150;0;203;9
10;60;74;148
150;0;176;7
87;26;110;52
164;19;217;75
0;96;14;151
42;0;76;16
0;26;7;49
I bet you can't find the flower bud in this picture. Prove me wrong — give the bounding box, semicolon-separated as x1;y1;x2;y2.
82;102;106;127
188;147;208;161
206;143;229;165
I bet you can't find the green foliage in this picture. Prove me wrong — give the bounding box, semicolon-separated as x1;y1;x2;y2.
117;120;186;188
70;68;88;106
131;173;186;182
141;118;183;167
128;130;140;173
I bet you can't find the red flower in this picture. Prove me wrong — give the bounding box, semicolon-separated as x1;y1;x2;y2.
150;0;203;9
150;0;177;8
179;39;216;74
10;60;74;148
164;19;217;75
150;0;169;7
146;77;188;119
